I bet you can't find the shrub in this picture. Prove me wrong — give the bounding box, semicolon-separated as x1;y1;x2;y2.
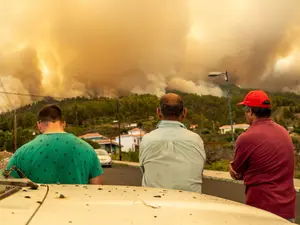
112;152;139;162
294;128;300;134
235;128;244;134
205;160;230;171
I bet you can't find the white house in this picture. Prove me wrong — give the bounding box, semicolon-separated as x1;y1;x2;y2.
124;123;138;128
114;128;146;152
219;124;250;134
128;128;146;136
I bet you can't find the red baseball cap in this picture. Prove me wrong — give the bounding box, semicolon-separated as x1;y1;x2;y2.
237;90;271;108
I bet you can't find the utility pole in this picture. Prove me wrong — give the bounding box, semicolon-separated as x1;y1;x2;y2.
0;78;17;152
117;98;122;161
13;109;17;152
224;71;235;148
208;70;235;148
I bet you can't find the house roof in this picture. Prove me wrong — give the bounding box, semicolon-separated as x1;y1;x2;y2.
114;133;146;139
79;133;104;139
219;124;250;129
129;128;146;134
78;133;121;146
95;139;121;146
130;128;141;132
114;130;147;140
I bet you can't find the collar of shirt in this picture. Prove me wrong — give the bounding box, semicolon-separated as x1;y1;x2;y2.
251;118;272;126
156;120;186;129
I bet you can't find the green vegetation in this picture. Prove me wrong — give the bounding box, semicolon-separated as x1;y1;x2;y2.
204;160;230;171
0;85;300;175
111;152;139;163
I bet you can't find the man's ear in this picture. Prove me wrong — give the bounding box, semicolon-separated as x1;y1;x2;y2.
157;108;163;119
182;108;187;119
249;108;254;116
37;122;43;133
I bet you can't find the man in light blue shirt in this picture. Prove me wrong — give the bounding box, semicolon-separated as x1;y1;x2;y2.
139;93;206;193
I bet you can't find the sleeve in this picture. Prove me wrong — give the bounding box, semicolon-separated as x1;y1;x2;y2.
231;135;251;178
139;137;146;174
5;152;21;178
196;135;206;162
89;150;104;179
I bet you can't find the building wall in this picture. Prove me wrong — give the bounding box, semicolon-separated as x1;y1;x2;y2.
220;128;231;134
115;136;135;152
133;136;142;146
128;129;145;136
220;126;249;134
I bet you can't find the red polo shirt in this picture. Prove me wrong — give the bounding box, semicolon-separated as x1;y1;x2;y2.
232;118;296;219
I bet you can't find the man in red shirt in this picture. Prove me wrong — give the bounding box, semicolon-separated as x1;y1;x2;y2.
229;90;296;222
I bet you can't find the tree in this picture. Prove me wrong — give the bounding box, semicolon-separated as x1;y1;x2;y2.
283;108;294;119
81;139;101;149
0;130;13;152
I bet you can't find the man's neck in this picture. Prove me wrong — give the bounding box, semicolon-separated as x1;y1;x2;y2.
161;117;182;122
251;117;271;125
42;127;65;134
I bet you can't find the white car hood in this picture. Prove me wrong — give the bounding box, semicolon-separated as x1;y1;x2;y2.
0;185;292;225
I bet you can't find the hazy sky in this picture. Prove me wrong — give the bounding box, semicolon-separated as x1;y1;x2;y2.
0;0;299;108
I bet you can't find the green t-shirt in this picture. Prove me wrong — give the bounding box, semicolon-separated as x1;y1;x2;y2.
6;133;103;184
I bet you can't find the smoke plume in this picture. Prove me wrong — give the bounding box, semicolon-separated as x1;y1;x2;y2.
0;0;300;109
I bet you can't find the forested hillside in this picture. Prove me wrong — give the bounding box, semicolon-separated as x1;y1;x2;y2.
0;85;300;152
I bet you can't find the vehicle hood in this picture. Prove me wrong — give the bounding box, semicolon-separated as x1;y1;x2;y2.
0;185;292;225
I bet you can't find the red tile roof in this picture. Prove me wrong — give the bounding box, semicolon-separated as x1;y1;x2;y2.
79;133;104;138
219;124;249;129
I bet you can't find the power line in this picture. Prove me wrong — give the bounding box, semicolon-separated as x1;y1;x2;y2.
0;91;65;99
0;80;14;108
0;78;18;152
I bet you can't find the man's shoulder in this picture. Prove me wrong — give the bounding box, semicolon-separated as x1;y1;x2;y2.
67;135;95;151
143;127;202;142
236;129;254;144
17;137;38;151
44;133;94;151
183;129;202;139
142;128;159;139
271;121;289;133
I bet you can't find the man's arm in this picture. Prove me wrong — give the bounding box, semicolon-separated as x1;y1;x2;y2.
88;151;104;185
89;175;102;185
229;161;241;180
5;153;21;178
139;137;146;175
229;136;250;180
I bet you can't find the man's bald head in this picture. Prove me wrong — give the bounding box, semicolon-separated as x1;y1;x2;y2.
159;93;185;119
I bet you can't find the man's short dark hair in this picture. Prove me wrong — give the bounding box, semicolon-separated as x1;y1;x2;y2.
38;104;63;122
246;106;271;118
160;94;184;118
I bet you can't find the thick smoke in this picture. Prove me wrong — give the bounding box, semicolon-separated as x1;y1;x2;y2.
0;0;300;109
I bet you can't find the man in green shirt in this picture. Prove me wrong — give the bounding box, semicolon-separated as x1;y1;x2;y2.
6;104;103;184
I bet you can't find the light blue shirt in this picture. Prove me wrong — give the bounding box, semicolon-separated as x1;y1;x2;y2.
139;120;206;193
